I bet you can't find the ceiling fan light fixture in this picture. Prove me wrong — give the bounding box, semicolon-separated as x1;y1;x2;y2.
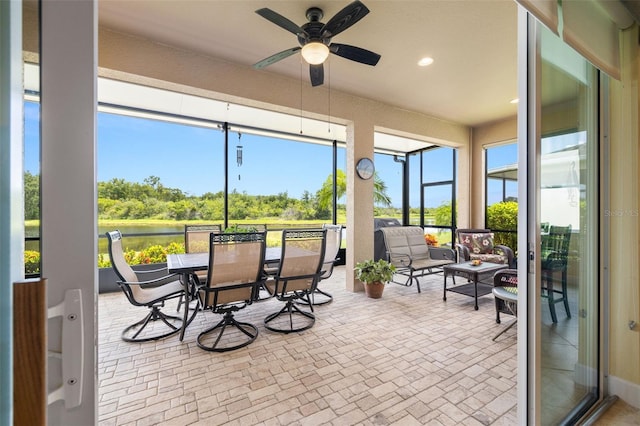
418;57;434;67
301;42;330;65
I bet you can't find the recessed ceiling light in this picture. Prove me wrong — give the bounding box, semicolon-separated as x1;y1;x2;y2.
510;98;519;104
418;57;434;67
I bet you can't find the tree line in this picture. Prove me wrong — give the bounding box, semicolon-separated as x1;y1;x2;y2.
25;171;398;221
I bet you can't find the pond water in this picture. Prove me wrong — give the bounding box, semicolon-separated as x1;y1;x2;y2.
25;223;186;255
25;223;291;257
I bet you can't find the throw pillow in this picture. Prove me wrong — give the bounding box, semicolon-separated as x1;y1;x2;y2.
459;232;494;254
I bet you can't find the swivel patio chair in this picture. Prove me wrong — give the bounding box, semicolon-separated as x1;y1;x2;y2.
196;231;267;352
106;230;186;342
178;224;222;310
225;224;267;232
185;224;222;253
455;228;514;267
185;224;222;282
224;223;272;300
541;225;572;323
299;224;342;306
492;269;518;341
264;228;326;333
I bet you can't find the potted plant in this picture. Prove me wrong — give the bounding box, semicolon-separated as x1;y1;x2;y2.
354;259;396;299
424;233;439;247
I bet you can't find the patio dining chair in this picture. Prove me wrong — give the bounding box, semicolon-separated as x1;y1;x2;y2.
106;230;186;342
223;224;273;301
196;231;266;352
225;224;267;232
541;225;572;323
185;224;222;254
298;224;342;306
264;228;326;333
178;224;222;311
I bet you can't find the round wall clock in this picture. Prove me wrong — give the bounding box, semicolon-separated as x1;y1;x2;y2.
356;157;375;180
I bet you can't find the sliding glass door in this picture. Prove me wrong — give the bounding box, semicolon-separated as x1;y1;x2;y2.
525;18;602;424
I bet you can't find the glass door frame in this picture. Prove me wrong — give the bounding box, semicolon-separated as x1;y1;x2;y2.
518;8;607;424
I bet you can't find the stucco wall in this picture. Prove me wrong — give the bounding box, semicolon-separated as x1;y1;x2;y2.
607;26;640;404
471;116;518;227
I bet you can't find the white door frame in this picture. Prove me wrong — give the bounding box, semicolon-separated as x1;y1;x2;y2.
41;0;98;424
0;1;24;424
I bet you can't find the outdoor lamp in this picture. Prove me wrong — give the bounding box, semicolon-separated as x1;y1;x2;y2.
301;42;329;65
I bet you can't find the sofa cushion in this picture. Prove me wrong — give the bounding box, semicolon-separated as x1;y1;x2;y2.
459;232;494;254
469;253;508;264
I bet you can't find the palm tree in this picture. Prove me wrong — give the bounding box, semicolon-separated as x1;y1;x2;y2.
317;169;392;210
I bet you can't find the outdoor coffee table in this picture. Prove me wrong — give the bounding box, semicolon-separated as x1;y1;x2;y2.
443;261;508;310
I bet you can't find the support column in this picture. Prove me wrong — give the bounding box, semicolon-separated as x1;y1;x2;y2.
346;120;375;292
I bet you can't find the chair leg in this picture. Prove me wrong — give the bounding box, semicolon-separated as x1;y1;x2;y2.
176;294;184;312
196;311;258;352
493;318;517;341
122;305;183;343
312;288;333;305
177;276;200;312
543;267;573;323
562;271;571;318
296;288;333;306
254;281;273;301
264;298;315;333
493;297;517;341
413;272;421;293
545;275;559;323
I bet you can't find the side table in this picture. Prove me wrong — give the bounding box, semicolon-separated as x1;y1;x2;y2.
443;261;508;310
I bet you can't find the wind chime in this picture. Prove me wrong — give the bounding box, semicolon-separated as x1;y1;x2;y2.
236;132;243;180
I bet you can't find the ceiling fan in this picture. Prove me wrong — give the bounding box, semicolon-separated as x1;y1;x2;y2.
253;0;381;87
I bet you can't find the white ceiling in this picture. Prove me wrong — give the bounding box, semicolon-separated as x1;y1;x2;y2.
98;0;519;128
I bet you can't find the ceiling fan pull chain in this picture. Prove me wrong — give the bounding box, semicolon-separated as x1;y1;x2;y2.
300;58;304;134
327;59;331;133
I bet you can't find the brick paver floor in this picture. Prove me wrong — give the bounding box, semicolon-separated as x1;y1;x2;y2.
99;266;518;425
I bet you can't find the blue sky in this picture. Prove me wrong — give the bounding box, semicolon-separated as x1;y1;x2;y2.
24;101;517;208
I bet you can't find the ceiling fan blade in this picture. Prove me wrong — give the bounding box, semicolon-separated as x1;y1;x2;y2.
329;43;381;66
321;0;370;39
255;8;307;37
253;47;301;69
309;64;324;87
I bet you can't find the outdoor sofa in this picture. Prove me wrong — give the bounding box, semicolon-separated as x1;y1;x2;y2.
380;226;456;293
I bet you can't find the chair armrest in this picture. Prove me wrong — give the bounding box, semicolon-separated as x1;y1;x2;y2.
493;269;518;288
428;246;455;261
387;251;413;268
455;244;471;262
134;266;178;283
320;259;337;279
118;272;182;288
134;266;168;275
494;245;515;267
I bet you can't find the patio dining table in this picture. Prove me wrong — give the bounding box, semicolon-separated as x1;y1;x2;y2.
167;247;281;341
